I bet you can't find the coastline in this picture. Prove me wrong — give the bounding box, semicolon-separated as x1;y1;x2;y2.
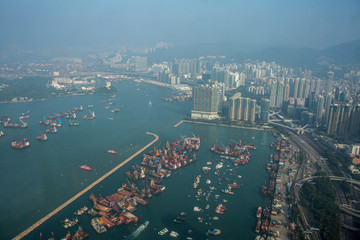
141;79;168;87
183;119;272;131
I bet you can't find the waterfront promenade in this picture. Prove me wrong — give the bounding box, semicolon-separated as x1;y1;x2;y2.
13;132;159;240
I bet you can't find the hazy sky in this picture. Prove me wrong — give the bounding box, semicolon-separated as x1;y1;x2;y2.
0;0;359;50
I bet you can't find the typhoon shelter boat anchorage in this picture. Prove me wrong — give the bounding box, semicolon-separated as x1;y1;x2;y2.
77;135;200;236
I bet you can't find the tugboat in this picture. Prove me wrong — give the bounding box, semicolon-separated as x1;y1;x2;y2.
36;133;48;141
11;138;30;149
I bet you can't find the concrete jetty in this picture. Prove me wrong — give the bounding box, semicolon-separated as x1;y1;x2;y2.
12;132;159;240
174;120;183;128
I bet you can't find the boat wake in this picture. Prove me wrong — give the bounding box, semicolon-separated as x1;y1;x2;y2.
126;221;149;240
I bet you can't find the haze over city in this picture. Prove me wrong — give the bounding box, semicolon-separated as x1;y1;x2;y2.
0;0;360;51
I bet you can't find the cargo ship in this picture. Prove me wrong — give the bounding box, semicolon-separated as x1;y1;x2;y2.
36;133;48;141
4;120;27;128
11;138;30;149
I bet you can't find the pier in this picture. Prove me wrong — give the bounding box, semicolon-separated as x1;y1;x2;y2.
174;120;183;128
12;132;159;240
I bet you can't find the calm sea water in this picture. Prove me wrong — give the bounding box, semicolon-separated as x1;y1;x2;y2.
0;81;274;240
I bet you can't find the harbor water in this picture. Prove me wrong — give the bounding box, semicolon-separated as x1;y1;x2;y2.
0;80;275;240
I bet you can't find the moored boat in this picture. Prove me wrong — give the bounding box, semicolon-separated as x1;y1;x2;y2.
36;133;48;141
80;165;92;171
11;138;30;149
91;218;107;234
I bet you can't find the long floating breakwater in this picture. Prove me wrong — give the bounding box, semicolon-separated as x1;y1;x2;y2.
12;132;159;240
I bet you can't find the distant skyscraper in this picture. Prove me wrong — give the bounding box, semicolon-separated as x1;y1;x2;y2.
242;98;250;121
270;82;284;108
270;83;277;107
134;56;147;72
316;96;325;123
293;78;300;99
323;94;333;126
326;104;360;139
276;83;284;107
325;71;334;96
297;78;305;99
191;83;223;119
249;99;257;122
261;98;270;122
327;104;341;135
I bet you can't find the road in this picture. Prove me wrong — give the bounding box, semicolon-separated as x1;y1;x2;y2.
288;131;356;239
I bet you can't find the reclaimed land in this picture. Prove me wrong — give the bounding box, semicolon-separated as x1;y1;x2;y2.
12;132;159;240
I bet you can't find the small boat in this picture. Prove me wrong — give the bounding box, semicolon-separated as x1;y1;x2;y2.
110;108;120;113
69;120;80;126
215;162;223;169
207;229;221;236
62;218;78;229
108;150;117;154
80;165;92;171
193;206;202;212
0;131;4;137
158;228;168;235
169;231;179;237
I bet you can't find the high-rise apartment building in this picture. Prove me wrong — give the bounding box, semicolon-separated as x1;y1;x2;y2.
191;83;224;119
228;93;256;122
